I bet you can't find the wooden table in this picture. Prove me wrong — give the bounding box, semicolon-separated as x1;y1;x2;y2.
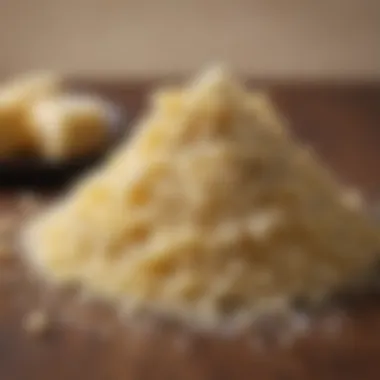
0;81;379;380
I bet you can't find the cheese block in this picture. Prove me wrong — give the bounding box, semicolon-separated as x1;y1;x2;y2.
24;67;380;327
0;72;61;157
0;104;28;158
28;95;111;160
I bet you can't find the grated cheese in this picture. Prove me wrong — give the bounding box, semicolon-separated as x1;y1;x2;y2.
24;67;380;326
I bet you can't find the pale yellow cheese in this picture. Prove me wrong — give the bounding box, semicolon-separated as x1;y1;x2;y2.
24;67;380;326
28;95;110;160
0;104;29;157
0;72;61;157
153;88;283;131
0;72;61;103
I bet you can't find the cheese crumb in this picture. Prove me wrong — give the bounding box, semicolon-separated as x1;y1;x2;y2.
23;310;50;337
24;67;380;327
341;189;363;210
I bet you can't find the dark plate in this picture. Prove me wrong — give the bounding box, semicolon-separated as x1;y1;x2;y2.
0;155;106;189
0;103;128;189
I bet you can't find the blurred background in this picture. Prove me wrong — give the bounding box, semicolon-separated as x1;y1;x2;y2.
0;0;379;80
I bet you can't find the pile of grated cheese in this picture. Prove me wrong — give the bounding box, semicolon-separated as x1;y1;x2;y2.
24;68;380;326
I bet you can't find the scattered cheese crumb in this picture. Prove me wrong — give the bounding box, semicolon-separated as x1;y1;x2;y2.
24;67;380;327
341;189;363;210
23;310;50;337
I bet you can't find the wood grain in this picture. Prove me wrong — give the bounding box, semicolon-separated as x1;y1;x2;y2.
0;82;379;380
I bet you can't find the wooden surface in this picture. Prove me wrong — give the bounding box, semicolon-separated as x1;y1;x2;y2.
0;82;380;380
